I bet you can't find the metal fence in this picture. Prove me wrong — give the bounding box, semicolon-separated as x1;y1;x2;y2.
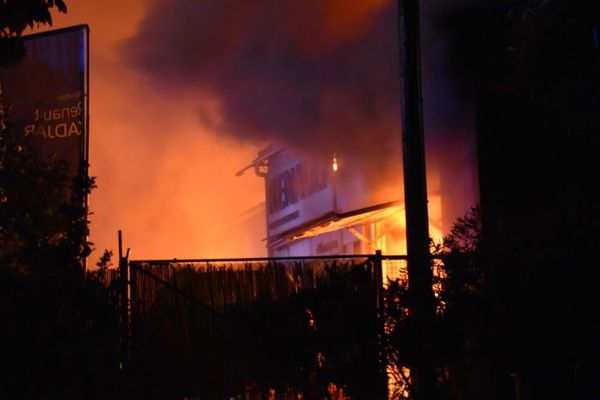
112;254;396;400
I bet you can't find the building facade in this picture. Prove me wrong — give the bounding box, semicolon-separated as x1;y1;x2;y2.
237;145;445;259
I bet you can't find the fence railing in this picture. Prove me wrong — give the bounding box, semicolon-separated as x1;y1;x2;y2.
108;253;401;399
89;252;415;399
87;238;508;400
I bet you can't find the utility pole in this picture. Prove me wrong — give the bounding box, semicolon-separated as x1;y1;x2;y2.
397;0;437;399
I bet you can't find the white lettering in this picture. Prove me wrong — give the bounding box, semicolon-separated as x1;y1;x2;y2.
68;122;80;137
54;123;67;138
35;125;47;138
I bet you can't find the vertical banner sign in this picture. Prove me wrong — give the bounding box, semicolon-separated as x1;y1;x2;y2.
0;25;89;177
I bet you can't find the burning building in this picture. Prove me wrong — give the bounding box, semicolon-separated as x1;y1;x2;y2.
124;0;481;261
237;144;447;259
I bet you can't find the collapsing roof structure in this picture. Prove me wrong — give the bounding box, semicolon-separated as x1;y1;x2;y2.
268;200;405;250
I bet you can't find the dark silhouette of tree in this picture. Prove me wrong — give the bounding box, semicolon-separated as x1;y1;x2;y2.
437;1;600;398
0;0;68;67
385;207;487;400
1;100;121;399
0;109;93;274
434;207;489;400
1;4;122;395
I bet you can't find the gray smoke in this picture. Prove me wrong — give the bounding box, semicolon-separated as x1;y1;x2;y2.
123;0;403;174
123;0;502;219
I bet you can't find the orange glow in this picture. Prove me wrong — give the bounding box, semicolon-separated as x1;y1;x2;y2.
388;364;411;399
27;1;475;267
285;0;392;55
31;1;268;263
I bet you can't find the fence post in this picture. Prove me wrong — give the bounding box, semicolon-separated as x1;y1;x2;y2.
374;250;389;400
118;230;129;369
129;260;137;367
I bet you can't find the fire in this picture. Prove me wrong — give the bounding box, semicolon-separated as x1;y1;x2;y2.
332;153;339;172
388;364;411;399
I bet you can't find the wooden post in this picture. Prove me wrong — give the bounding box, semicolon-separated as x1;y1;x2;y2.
397;0;437;398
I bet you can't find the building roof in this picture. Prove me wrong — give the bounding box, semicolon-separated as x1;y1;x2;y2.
268;200;404;247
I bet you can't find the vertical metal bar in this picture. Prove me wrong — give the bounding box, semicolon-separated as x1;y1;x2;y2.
374;250;389;400
129;260;137;367
84;25;90;178
397;0;437;398
118;230;129;368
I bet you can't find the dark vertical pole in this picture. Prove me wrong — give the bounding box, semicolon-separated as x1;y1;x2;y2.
397;0;437;399
118;230;129;368
81;25;90;272
374;250;389;400
129;260;137;367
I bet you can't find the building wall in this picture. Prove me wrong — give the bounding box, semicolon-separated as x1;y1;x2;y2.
264;148;446;258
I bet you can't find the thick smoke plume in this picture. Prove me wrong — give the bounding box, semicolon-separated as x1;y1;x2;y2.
124;0;402;174
124;0;495;225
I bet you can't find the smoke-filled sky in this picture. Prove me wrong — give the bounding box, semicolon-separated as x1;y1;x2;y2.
125;0;402;159
36;0;483;263
35;0;267;262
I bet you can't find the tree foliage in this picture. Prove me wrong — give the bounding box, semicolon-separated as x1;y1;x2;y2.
1;3;123;394
1;100;121;399
0;0;66;37
0;103;93;276
438;1;600;397
386;207;487;399
0;0;67;67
